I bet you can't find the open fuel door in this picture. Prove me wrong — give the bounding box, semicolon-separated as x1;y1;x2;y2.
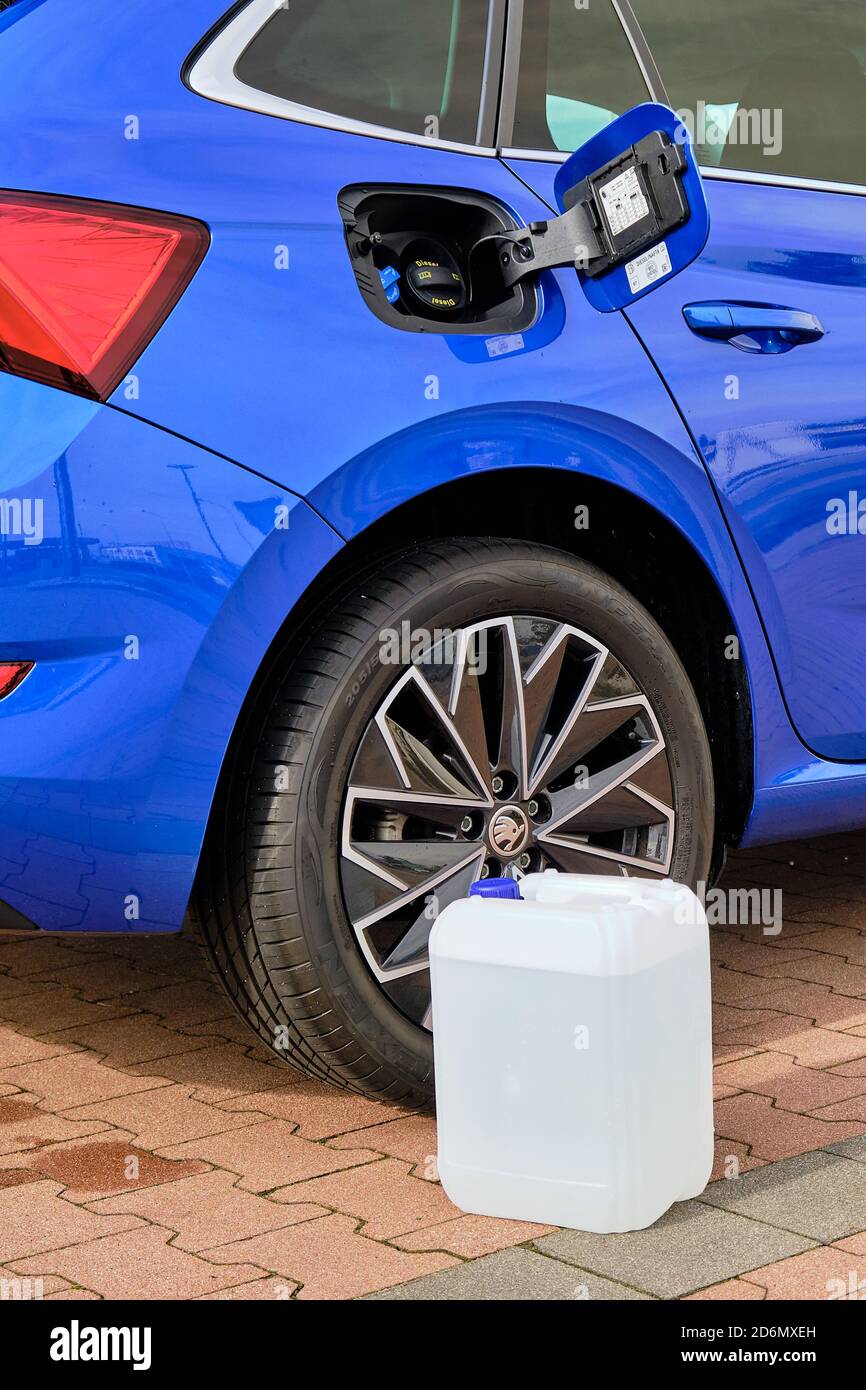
339;103;709;333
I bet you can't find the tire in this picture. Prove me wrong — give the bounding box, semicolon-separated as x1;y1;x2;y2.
195;539;715;1107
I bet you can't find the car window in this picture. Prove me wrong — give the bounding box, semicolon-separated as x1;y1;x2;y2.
511;0;651;152
632;0;866;185
234;0;490;145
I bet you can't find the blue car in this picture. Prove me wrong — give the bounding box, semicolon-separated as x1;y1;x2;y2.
1;0;865;1105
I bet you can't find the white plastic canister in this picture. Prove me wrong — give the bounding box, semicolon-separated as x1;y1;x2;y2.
429;871;714;1234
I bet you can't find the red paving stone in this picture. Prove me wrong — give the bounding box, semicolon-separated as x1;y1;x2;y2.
2;835;866;1299
713;1093;863;1162
1;1135;212;1201
713;1052;866;1112
89;1170;329;1252
0;1092;109;1154
160;1119;383;1192
270;1156;462;1238
65;1084;264;1149
690;1245;866;1301
9;1224;266;1301
217;1081;400;1141
202;1212;459;1301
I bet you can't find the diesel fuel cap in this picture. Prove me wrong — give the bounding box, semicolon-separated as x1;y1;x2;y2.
403;244;466;317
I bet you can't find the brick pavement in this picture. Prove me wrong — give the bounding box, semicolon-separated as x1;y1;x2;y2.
1;833;865;1300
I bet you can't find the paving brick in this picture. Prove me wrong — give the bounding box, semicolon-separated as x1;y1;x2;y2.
65;1084;262;1150
10;1224;265;1300
205;1212;457;1300
0;1024;77;1068
0;1168;42;1188
328;1115;438;1176
714;1093;863;1161
710;968;791;1006
0;1179;141;1260
197;1277;299;1300
219;1082;403;1141
713;1051;866;1111
709;936;809;974
2;1134;210;1201
822;1134;866;1164
685;1278;766;1300
270;1157;457;1237
758;954;866;997
783;927;866;967
0;1092;108;1154
533;1201;815;1298
713;1018;866;1068
89;1170;328;1251
0;976;56;1002
366;1248;653;1301
28;959;183;1002
0;1052;170;1110
731;1246;866;1300
753;983;866;1030
833;1229;866;1257
0;985;136;1033
46;1015;214;1068
127;981;235;1029
711;1140;766;1182
160;1120;380;1192
810;1094;866;1125
699;1149;866;1242
125;1042;292;1102
712;1003;783;1035
392;1214;555;1258
0;938;105;976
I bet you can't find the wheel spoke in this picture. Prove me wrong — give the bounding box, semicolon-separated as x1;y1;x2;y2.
352;848;485;983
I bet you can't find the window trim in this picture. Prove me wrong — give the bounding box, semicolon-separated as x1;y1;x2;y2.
185;0;505;156
495;0;658;149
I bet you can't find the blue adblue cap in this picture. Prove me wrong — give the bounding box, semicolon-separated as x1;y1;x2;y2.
469;877;522;900
379;265;401;304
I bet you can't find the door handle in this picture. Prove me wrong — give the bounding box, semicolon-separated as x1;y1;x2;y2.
683;302;825;354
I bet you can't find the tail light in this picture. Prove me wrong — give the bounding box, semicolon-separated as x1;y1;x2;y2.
0;662;33;700
0;192;209;401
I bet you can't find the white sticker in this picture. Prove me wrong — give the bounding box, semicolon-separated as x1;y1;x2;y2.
598;167;649;237
486;333;525;359
625;241;673;295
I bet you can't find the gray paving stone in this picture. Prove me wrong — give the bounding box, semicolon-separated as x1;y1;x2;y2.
823;1134;866;1165
364;1248;653;1301
533;1199;815;1298
698;1149;866;1242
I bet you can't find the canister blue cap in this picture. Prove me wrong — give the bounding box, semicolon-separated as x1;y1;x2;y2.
469;877;522;900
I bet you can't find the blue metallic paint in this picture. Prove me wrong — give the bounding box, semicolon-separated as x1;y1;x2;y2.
0;0;865;936
0;374;341;932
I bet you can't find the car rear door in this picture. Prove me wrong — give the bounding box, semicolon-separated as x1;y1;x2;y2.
502;0;866;763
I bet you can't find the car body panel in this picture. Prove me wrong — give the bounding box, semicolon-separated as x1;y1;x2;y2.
0;373;341;932
507;153;866;764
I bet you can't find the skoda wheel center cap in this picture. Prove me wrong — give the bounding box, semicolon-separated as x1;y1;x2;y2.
488;804;530;857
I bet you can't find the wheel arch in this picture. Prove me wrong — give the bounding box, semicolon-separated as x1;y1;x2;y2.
199;459;758;885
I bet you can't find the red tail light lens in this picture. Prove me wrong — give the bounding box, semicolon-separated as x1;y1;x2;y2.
0;192;209;401
0;661;33;700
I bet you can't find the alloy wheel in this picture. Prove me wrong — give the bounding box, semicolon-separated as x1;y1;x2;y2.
339;615;675;1029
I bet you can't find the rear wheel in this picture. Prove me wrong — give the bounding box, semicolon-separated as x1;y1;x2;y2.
195;539;714;1106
